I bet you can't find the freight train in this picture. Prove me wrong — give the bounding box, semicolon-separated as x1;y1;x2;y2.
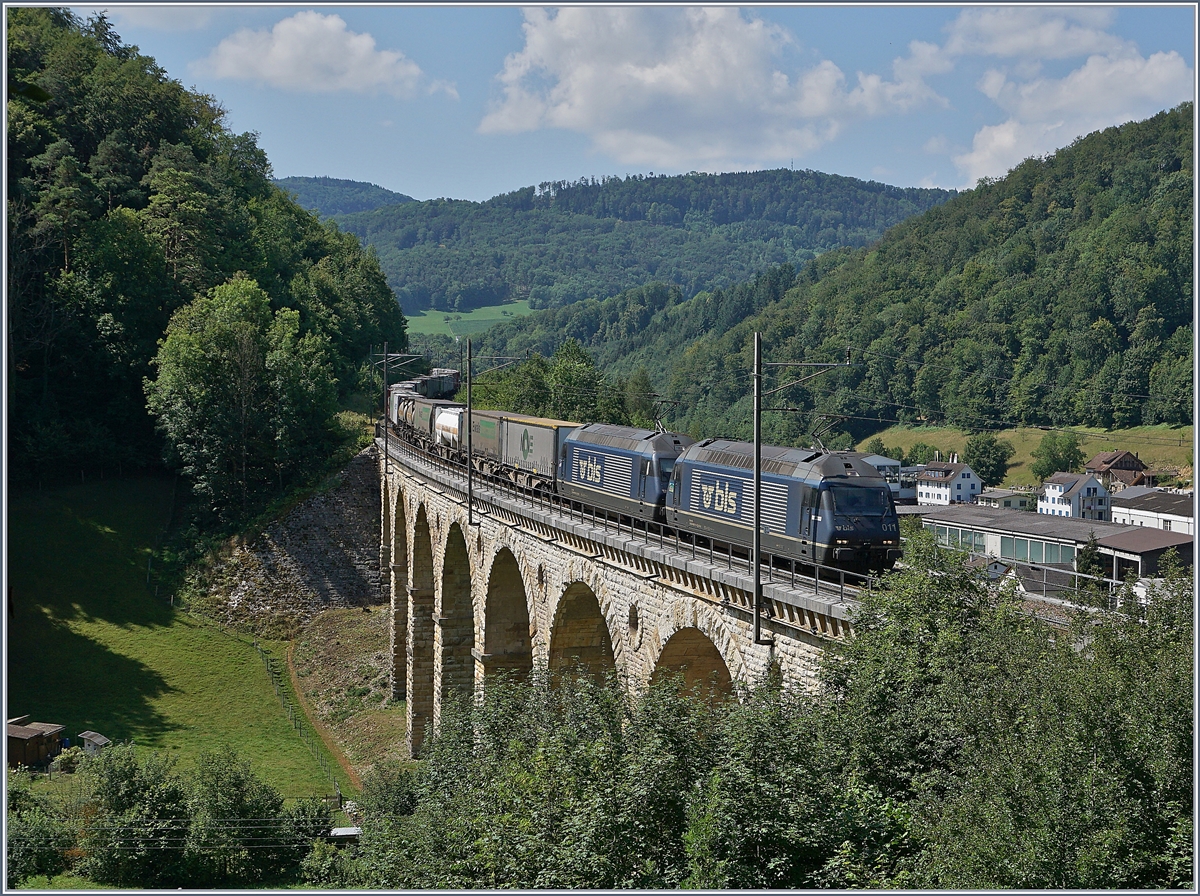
384;373;900;573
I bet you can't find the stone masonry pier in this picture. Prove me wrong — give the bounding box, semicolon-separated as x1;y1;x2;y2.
378;435;862;755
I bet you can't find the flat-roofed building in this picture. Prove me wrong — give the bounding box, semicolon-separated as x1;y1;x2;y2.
844;452;915;504
908;504;1192;579
979;487;1035;511
1110;488;1194;535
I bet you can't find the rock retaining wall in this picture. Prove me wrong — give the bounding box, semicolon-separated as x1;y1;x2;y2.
205;446;382;635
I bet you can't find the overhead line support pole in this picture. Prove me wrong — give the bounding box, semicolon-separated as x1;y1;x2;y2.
753;332;773;647
467;338;476;527
382;342;388;476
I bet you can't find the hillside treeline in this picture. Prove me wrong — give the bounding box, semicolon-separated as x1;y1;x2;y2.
473;105;1193;444
7;9;407;490
275;175;413;216
332;170;953;312
314;534;1193;890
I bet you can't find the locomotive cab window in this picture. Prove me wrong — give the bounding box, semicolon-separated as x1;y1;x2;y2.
659;458;676;488
828;485;890;516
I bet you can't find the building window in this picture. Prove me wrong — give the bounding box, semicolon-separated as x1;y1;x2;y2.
1164;520;1171;531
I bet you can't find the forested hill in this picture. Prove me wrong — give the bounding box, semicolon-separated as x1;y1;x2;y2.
274;175;414;216
7;10;407;490
472;104;1193;444
332;170;955;312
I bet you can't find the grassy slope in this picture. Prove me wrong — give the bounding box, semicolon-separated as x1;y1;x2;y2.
857;424;1194;488
292;606;409;779
405;299;533;337
6;476;332;797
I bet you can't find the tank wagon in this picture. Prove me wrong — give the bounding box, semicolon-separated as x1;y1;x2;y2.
560;423;695;522
666;439;900;573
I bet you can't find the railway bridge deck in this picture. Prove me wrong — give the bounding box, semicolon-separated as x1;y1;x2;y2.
378;432;868;755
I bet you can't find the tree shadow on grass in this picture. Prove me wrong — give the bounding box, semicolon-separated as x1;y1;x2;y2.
8;476;176;629
7;609;179;746
7;475;180;743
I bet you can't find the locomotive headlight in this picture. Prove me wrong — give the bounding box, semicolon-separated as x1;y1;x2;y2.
835;538;849;545
882;539;897;545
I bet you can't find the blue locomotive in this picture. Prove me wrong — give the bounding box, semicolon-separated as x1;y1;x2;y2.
385;376;901;573
665;439;901;573
559;423;696;522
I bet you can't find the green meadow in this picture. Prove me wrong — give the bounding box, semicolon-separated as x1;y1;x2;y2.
404;299;533;337
857;424;1194;488
6;476;335;797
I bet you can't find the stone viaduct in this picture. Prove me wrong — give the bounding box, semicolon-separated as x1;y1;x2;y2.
378;434;861;755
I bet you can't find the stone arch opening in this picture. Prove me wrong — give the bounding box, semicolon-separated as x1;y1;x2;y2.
483;548;533;682
408;504;435;756
389;490;409;700
651;627;733;700
437;523;475;710
548;582;615;682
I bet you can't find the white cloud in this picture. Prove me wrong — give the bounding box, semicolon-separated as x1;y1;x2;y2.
943;7;1127;60
196;12;455;99
954;49;1194;185
480;7;944;170
901;7;1197;186
923;135;949;154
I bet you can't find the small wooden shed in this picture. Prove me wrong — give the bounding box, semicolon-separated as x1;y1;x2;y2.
77;730;112;755
7;717;65;768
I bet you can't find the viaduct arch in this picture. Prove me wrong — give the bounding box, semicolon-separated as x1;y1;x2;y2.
381;439;850;756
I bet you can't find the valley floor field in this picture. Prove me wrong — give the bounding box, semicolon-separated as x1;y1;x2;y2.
6;477;337;798
858;424;1194;488
404;299;532;337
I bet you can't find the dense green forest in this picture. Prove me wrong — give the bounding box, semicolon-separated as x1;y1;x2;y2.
470;105;1193;446
275;175;414;216
308;533;1191;890
6;9;407;504
332;170;954;312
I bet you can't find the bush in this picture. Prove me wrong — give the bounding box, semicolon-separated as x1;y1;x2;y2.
6;809;74;886
6;768;74;887
301;838;355;886
52;745;85;773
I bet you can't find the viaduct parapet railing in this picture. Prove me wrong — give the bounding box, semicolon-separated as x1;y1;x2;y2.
376;431;866;755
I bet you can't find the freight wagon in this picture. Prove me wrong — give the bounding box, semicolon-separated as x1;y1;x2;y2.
470;410;580;490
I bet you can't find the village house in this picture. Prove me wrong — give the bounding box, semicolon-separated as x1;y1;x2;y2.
6;716;65;768
915;460;982;505
1038;472;1110;521
1085;450;1153;492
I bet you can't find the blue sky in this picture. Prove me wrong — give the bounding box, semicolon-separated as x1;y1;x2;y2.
78;4;1196;202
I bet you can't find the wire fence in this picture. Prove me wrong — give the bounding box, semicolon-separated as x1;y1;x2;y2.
253;641;342;807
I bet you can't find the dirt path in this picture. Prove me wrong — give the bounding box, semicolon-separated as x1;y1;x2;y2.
287;641;363;791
